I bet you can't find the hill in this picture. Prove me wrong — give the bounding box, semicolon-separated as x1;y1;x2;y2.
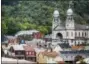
1;0;89;35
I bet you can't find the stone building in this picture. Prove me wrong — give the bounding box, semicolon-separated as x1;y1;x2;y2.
52;3;89;46
51;2;89;62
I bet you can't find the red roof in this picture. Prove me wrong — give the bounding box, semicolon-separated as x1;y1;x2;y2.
23;45;36;56
23;45;35;51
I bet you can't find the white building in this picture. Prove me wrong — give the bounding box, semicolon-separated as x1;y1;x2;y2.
52;4;89;46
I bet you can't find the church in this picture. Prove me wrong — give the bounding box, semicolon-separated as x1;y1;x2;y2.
52;3;89;47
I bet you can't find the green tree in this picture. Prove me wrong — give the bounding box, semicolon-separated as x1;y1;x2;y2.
1;1;89;35
37;26;48;35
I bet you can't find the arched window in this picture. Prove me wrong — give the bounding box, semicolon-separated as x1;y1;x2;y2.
56;33;63;39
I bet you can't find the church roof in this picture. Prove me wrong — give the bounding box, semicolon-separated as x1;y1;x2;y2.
67;8;73;15
75;24;89;30
54;23;89;30
53;10;59;17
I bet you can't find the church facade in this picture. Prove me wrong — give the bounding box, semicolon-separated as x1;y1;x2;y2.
52;6;89;46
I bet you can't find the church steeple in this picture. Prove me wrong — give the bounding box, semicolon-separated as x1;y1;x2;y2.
53;2;59;19
67;1;73;19
52;8;62;30
53;9;59;18
52;1;61;30
66;1;75;29
52;2;62;41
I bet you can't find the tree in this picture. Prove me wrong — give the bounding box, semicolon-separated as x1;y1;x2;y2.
1;1;89;35
37;26;48;35
1;22;8;35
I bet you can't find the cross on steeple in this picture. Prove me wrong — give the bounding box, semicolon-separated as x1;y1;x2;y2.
69;1;73;8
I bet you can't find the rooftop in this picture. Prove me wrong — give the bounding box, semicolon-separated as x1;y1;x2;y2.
11;45;24;50
23;45;35;51
15;30;39;37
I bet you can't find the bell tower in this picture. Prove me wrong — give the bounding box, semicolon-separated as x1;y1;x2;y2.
52;9;60;30
65;1;75;29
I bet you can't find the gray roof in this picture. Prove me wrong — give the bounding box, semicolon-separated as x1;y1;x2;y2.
5;36;16;39
75;24;89;30
55;22;89;30
15;30;39;37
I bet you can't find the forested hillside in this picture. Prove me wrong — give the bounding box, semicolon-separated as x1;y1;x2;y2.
1;0;89;35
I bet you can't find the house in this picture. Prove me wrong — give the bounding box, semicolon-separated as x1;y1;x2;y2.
8;45;25;59
5;35;18;45
23;45;36;62
15;30;40;41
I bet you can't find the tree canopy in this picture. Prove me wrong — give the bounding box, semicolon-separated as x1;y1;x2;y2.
1;0;89;35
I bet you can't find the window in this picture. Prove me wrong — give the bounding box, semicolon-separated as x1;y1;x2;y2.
54;18;58;22
85;32;86;37
82;32;84;37
75;32;77;37
29;52;31;55
71;56;73;58
31;52;34;55
26;52;28;55
82;42;84;45
69;17;71;20
71;32;73;36
78;42;80;45
15;51;21;55
66;32;69;37
71;40;73;43
75;41;76;46
70;17;72;20
56;33;63;41
79;32;80;37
